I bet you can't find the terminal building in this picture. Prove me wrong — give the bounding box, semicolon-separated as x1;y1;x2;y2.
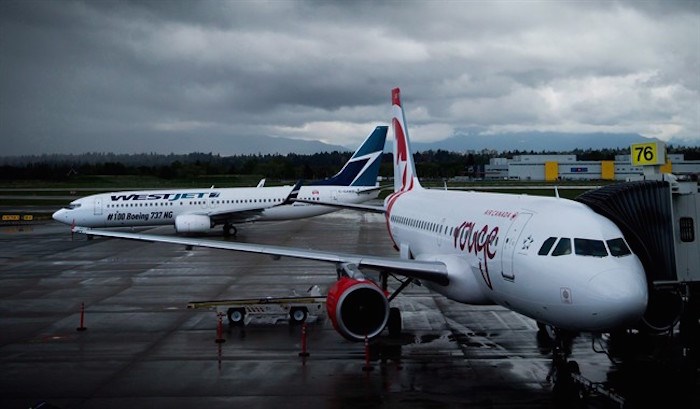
485;153;700;181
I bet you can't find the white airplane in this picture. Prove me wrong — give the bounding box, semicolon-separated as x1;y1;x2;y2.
54;126;387;236
72;88;649;351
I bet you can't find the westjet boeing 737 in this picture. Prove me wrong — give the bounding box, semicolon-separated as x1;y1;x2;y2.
55;126;387;236
73;89;649;368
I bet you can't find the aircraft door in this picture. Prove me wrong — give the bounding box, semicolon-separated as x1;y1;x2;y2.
437;217;446;248
501;212;532;281
94;197;103;216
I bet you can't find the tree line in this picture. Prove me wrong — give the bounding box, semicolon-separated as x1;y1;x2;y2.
1;146;698;182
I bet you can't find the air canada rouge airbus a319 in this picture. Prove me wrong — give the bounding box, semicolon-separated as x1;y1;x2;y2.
72;89;649;353
55;126;387;236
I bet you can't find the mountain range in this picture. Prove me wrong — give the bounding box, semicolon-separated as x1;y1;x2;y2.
406;132;662;153
206;131;677;155
350;132;695;154
246;132;697;154
3;132;696;161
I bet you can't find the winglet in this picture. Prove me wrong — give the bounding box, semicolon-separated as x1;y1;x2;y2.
282;180;303;205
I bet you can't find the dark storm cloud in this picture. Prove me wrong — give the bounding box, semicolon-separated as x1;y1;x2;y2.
1;0;698;155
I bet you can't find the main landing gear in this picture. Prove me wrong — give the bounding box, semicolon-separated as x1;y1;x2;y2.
223;223;237;237
380;271;416;339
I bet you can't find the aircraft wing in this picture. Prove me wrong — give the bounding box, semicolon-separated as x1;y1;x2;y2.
288;183;389;213
208;209;268;224
292;199;385;214
354;184;390;194
208;180;303;223
71;226;449;286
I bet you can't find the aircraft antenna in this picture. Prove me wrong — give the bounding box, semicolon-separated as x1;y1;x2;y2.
554;186;560;198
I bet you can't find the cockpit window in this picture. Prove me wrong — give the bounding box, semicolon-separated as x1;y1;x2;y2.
66;203;81;210
607;238;632;257
538;237;557;256
551;238;571;256
574;238;608;257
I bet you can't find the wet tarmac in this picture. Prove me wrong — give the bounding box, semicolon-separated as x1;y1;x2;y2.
1;212;698;409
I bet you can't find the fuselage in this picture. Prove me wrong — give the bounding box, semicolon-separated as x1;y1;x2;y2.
52;185;379;228
384;188;648;333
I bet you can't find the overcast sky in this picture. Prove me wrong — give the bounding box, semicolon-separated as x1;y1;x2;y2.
1;0;698;156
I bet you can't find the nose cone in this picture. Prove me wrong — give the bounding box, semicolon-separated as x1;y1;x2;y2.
587;268;648;330
52;208;68;224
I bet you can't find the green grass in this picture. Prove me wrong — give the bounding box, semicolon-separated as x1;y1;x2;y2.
3;175;604;206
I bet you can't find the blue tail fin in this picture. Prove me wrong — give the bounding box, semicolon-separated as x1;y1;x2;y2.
310;126;387;187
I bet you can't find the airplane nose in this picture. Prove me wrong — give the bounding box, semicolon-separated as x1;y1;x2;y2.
587;268;648;329
52;209;66;223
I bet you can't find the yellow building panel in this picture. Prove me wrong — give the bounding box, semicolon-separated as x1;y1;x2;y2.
601;160;615;180
661;161;672;174
544;162;558;181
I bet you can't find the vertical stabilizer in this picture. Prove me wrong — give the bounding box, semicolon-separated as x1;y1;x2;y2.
391;88;422;192
309;126;387;187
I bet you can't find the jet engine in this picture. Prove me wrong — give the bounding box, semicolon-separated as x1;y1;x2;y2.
326;277;389;341
174;214;212;234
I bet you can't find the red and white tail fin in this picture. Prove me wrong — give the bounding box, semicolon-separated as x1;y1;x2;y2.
391;87;422;192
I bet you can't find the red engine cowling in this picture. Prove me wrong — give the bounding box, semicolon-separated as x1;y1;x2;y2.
326;277;389;341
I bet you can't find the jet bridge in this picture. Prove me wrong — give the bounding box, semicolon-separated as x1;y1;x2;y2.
576;174;699;360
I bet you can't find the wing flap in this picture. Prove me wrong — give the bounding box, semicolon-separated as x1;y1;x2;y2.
291;199;385;214
208;180;303;223
209;209;266;224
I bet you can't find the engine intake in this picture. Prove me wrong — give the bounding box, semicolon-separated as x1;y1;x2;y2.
326;277;389;341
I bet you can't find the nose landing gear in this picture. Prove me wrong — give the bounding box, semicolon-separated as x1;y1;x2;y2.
539;323;626;408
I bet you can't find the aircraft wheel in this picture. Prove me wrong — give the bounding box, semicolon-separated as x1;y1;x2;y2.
227;308;246;326
388;307;402;338
223;224;236;237
290;307;308;324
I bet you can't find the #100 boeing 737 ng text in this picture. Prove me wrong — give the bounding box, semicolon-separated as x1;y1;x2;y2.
73;88;650;372
55;126;387;236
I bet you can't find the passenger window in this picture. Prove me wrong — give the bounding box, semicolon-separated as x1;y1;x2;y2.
538;237;557;256
574;238;608;257
607;238;632;257
551;238;571;256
